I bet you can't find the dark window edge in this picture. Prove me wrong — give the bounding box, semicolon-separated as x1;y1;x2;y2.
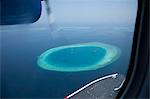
116;0;149;98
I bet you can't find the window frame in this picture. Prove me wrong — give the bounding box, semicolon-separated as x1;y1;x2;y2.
116;0;149;98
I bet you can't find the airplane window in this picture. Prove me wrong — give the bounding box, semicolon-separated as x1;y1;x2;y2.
1;0;137;98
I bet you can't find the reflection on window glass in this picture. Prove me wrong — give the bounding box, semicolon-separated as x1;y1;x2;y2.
1;0;137;98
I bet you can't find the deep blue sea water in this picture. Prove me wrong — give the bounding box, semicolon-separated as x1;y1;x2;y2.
1;1;136;98
1;23;134;98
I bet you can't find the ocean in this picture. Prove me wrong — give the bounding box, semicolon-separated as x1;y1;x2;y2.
1;23;133;98
1;0;137;97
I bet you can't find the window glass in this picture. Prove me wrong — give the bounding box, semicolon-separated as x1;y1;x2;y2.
1;0;137;98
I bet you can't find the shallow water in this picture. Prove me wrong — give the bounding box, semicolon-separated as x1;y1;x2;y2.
46;46;106;67
38;42;120;72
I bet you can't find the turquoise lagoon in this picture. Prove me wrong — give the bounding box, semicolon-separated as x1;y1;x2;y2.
37;42;121;72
